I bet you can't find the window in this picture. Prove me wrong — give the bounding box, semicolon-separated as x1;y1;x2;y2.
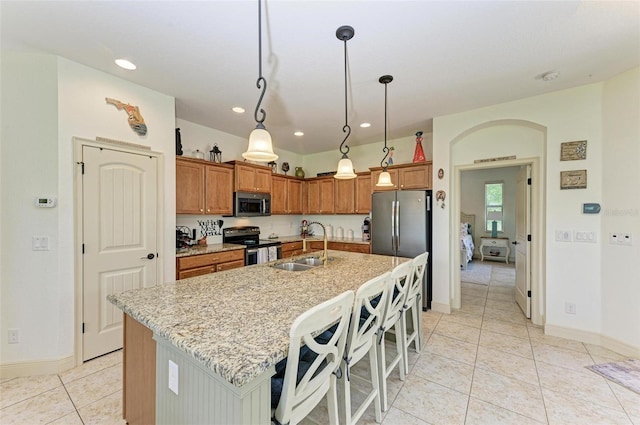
485;182;503;232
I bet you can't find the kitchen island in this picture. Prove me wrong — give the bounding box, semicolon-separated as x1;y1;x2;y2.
108;250;408;425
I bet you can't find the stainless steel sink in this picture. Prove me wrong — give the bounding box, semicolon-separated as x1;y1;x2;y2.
294;257;325;266
272;262;315;271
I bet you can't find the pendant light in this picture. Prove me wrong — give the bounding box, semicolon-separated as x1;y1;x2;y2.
376;75;395;187
333;25;357;180
242;0;278;162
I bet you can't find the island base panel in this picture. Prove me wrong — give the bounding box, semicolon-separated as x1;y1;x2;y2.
124;314;156;425
155;335;275;424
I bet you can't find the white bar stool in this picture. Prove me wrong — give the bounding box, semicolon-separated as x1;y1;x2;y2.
401;252;429;375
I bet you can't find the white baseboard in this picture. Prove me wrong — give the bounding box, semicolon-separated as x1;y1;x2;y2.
0;355;75;379
430;301;451;314
545;324;640;358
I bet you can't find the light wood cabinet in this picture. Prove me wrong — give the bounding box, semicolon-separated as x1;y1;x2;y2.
281;241;304;258
334;178;355;214
176;158;233;215
303;240;370;254
175;249;245;280
355;173;372;214
370;162;433;192
272;175;303;214
306;177;335;214
230;161;272;193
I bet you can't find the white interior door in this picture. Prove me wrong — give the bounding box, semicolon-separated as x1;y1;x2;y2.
82;146;158;361
515;165;531;318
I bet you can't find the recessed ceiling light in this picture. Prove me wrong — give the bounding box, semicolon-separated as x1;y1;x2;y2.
360;123;371;128
294;131;304;137
541;71;560;81
232;107;245;113
115;59;136;70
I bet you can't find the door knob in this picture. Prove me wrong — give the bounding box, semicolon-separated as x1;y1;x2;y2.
141;253;155;260
512;241;519;245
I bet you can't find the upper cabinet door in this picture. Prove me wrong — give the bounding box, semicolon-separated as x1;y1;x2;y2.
355;173;372;214
205;164;233;215
334;178;355;214
232;162;272;193
176;159;205;214
271;175;287;214
254;168;272;193
287;179;303;214
399;163;432;190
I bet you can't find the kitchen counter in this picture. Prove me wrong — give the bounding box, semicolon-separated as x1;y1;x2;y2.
109;250;405;387
110;250;407;424
175;243;245;258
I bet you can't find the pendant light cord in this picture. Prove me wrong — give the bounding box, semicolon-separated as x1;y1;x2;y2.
379;75;393;170
339;35;351;157
254;0;267;127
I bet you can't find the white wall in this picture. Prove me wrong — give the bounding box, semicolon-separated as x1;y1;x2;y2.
1;51;177;369
1;51;61;364
601;67;640;349
434;70;640;352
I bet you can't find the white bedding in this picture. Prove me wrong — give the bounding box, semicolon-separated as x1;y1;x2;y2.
460;222;475;263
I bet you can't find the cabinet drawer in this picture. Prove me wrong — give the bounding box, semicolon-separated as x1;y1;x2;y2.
216;259;245;272
328;242;370;254
177;249;245;270
177;265;215;280
283;249;304;258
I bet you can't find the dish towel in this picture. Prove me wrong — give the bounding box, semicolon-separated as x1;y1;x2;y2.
257;247;269;264
268;246;278;261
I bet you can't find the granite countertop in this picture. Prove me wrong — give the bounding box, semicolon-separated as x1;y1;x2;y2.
175;243;245;258
108;250;408;387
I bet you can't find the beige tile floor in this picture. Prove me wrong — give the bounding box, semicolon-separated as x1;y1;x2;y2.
2;261;639;424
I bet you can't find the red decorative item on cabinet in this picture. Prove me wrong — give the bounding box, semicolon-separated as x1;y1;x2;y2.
413;131;426;163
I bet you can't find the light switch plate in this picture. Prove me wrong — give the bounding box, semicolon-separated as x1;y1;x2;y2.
168;360;179;395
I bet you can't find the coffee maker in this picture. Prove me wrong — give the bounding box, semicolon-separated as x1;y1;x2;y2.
362;217;371;241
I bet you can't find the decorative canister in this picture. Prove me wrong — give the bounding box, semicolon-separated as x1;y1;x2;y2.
192;149;205;160
295;167;305;178
347;229;354;240
336;226;344;239
325;225;333;238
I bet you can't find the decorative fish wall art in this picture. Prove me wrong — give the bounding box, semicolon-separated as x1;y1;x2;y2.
105;97;147;136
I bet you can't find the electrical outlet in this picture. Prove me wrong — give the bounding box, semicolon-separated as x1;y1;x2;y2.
168;360;179;395
610;233;633;246
8;328;20;344
565;302;576;315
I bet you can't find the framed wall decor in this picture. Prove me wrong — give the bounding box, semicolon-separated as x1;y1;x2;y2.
560;169;587;190
560;140;587;161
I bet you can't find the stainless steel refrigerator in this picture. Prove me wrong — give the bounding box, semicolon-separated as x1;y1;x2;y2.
371;190;433;310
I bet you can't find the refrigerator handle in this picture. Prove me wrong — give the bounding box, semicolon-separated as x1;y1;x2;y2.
396;200;400;249
391;201;396;251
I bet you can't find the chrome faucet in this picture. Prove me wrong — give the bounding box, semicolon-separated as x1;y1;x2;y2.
305;221;328;266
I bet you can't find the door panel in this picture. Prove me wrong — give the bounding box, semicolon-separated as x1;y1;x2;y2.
515;165;531;318
83;146;158;361
371;192;395;256
396;191;427;258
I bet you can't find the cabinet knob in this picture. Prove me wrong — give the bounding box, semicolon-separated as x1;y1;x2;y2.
206;209;210;212
200;209;203;212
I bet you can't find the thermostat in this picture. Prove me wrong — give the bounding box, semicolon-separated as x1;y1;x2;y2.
35;197;56;208
582;203;600;214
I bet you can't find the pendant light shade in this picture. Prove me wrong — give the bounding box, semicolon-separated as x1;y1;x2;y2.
376;74;395;187
244;124;277;162
333;25;357;180
242;0;278;162
377;170;393;187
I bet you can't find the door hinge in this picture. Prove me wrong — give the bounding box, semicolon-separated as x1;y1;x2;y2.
82;323;85;333
527;234;531;242
527;290;532;297
527;177;531;185
82;243;85;254
77;161;85;174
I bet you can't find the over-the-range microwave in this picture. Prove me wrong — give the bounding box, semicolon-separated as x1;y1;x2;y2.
233;192;271;217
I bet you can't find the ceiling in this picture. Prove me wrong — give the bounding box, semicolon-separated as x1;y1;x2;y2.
2;1;639;155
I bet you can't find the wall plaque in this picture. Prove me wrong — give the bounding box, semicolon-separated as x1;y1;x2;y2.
561;140;587;161
560;169;587;190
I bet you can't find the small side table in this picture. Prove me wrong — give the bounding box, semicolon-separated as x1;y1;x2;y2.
480;237;510;264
